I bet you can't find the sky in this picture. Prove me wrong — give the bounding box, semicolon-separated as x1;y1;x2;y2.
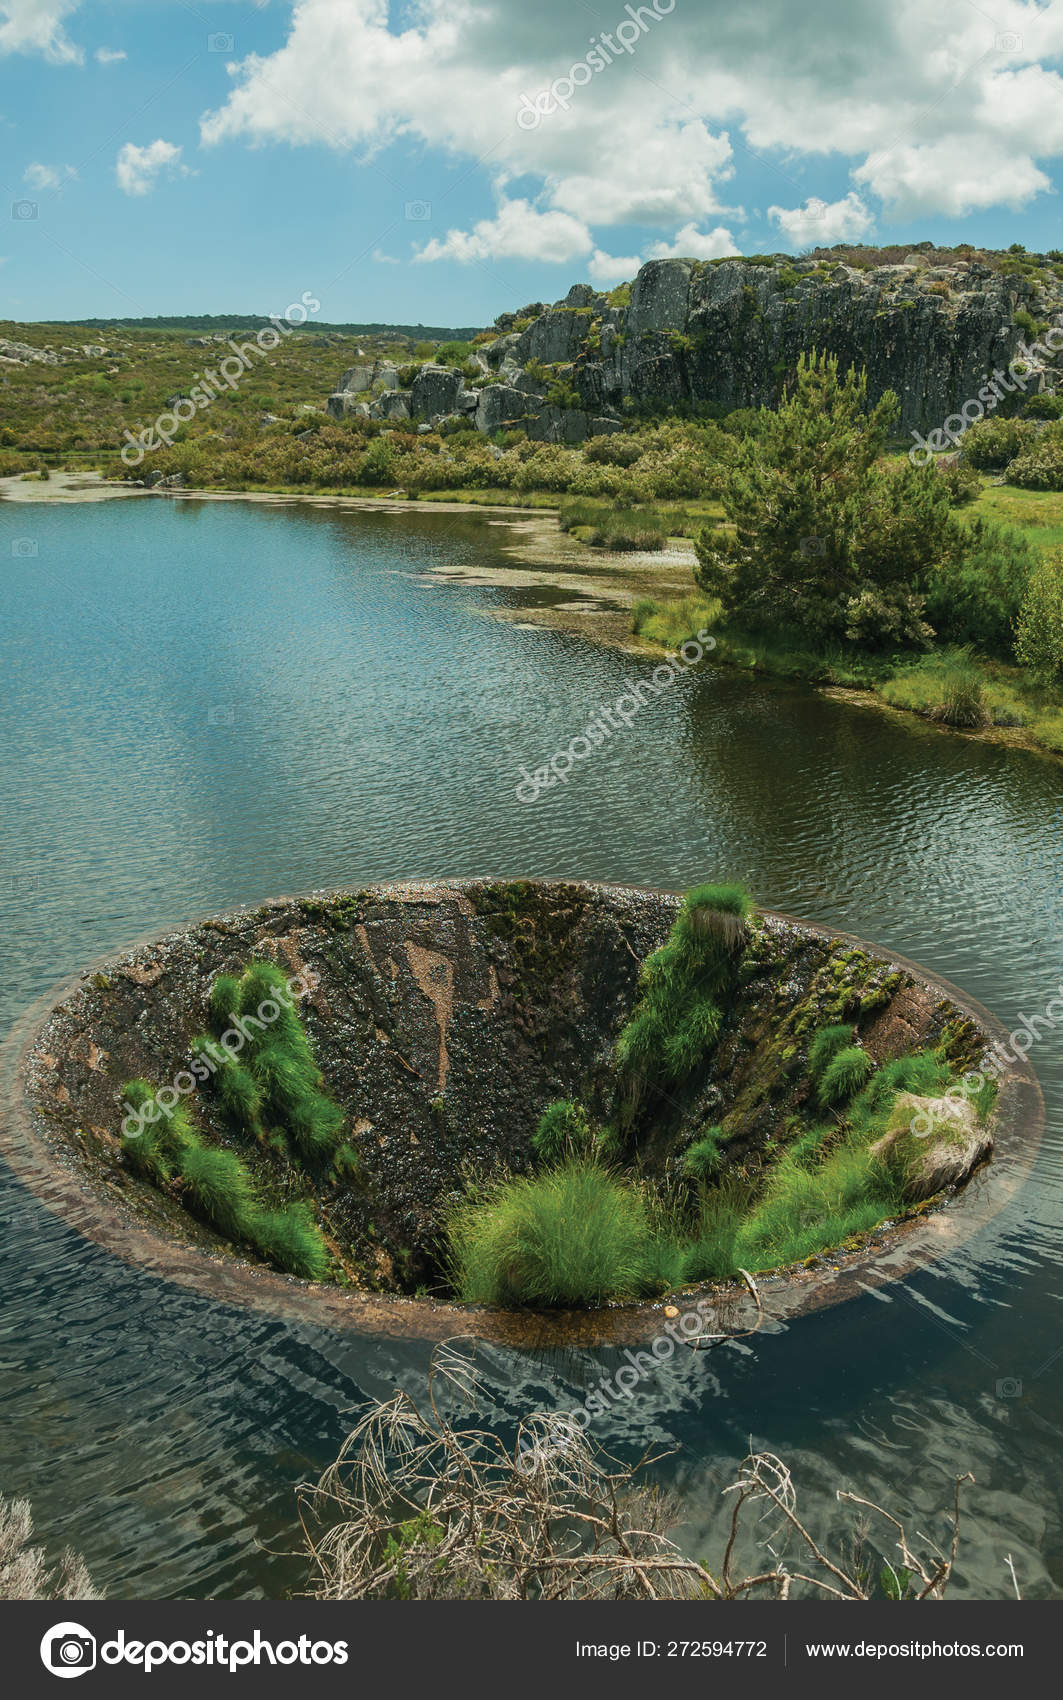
2;0;1063;326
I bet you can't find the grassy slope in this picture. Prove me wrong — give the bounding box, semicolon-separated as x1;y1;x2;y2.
0;319;415;474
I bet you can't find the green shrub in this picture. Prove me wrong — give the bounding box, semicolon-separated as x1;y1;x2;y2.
935;460;981;505
683;1129;723;1180
807;1024;854;1085
1024;392;1063;419
251;1201;329;1279
1015;548;1063;682
817;1045;874;1106
446;1159;668;1307
961;416;1036;470
532;1099;592;1164
178;1140;260;1240
583;433;644;467
925;518;1036;657
1004;448;1063;490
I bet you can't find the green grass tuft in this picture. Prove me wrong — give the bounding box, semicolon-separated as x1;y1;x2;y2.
532;1099;593;1165
178;1140;260;1240
446;1159;670;1307
214;1059;264;1133
807;1024;855;1084
615;880;753;1106
736;1145;900;1270
251;1201;329;1279
817;1045;874;1106
208;974;242;1032
681;1178;751;1281
683;1128;723;1180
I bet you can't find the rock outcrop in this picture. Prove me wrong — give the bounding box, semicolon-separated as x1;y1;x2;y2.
871;1093;993;1202
326;249;1063;440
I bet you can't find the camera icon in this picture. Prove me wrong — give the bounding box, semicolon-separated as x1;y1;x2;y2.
996;1377;1022;1399
11;538;38;557
40;1622;96;1678
207;704;235;726
798;534;826;557
996;32;1022;53
405;200;432;221
12;199;38;221
208;32;234;52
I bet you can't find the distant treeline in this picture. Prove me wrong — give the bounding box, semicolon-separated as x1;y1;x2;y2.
40;314;483;339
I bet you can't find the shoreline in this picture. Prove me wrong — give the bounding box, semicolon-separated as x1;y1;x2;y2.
6;470;1061;764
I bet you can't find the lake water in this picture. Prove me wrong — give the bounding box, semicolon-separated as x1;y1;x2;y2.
1;494;1062;1597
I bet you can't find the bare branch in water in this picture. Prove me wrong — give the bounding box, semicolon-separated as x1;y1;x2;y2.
297;1345;977;1602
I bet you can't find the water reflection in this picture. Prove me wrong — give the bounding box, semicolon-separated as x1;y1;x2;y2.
0;495;1060;1596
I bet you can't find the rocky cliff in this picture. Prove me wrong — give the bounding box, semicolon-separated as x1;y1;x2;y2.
327;249;1063;441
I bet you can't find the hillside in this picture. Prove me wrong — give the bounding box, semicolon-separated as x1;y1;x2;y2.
326;244;1063;443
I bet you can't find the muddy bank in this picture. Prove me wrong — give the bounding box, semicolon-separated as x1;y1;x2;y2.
0;881;1042;1344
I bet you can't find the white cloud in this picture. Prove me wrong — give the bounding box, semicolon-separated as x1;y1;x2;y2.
647;223;740;260
194;0;1063;258
371;248;399;264
768;193;873;247
23;160;76;190
0;0;82;62
94;46;125;64
547;124;734;228
587;248;642;285
854;139;1050;218
415;198;592;265
115;139;184;197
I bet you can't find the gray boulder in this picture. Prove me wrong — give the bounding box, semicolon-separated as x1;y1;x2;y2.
474;384;533;433
626;259;693;336
337;362;375;393
870;1094;993;1203
526;406;596;445
374;365;401;391
515;309;590;366
326;391;370;419
372;390;412;421
410;364;464;418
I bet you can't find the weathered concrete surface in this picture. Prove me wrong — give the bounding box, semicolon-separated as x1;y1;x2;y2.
1;882;1041;1342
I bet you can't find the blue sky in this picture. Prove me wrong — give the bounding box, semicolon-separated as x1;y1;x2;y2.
2;0;1063;326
